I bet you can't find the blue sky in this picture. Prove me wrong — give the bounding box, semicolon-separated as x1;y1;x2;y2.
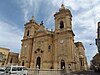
0;0;100;64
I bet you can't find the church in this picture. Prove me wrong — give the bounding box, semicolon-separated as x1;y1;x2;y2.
19;4;88;72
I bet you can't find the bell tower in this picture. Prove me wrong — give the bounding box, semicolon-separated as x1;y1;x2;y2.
54;4;75;71
23;16;39;38
20;16;39;68
54;4;72;32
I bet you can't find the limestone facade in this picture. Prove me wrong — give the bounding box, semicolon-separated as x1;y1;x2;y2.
75;42;88;70
0;47;19;67
6;52;19;66
0;47;10;66
20;4;87;71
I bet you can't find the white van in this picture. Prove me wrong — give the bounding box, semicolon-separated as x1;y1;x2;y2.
5;66;28;75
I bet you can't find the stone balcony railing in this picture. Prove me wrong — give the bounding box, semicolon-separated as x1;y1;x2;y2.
28;68;65;75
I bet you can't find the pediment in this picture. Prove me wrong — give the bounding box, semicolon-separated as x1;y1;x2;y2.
35;31;47;37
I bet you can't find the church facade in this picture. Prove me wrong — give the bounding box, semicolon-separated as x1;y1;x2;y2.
19;4;88;71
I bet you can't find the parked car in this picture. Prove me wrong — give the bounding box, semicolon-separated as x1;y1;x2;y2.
0;68;5;75
4;65;28;75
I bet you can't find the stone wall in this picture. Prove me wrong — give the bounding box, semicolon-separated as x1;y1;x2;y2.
28;69;64;75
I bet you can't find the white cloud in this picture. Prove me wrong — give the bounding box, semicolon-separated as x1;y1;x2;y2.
0;20;23;53
17;0;42;22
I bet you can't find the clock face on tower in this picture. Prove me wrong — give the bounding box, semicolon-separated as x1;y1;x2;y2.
60;40;64;44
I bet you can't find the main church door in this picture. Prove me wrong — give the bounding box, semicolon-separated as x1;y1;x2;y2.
61;60;65;69
22;61;24;66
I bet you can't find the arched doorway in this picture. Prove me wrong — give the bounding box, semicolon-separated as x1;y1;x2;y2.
10;58;13;63
22;61;24;66
61;60;65;69
36;57;41;69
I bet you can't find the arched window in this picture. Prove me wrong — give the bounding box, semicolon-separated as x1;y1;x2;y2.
36;57;41;69
22;61;24;66
27;30;29;36
48;45;51;52
80;58;84;66
60;21;64;29
61;60;65;69
10;58;13;63
50;66;53;69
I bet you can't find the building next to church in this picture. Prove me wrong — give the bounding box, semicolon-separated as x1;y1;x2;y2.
0;47;19;67
6;52;19;66
0;47;10;66
19;4;88;71
90;22;100;70
96;22;100;53
75;42;88;70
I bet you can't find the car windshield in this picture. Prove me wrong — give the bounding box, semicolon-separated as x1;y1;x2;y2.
12;67;23;71
0;69;5;71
